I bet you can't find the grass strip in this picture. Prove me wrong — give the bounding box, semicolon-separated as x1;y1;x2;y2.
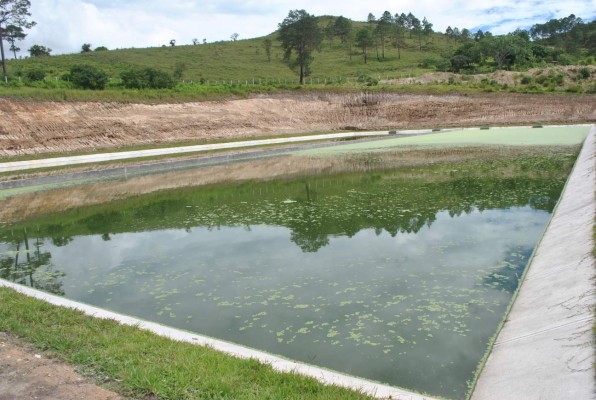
0;287;373;400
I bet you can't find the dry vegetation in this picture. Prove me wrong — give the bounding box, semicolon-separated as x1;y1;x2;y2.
0;93;594;157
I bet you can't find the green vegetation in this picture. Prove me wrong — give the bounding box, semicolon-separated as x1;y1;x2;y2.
278;10;323;84
120;67;176;89
67;64;109;90
0;287;373;400
0;12;591;101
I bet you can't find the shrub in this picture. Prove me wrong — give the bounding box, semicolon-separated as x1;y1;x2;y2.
556;54;573;66
25;68;46;82
578;68;591;80
535;75;548;86
120;68;175;89
520;75;532;84
356;74;378;86
419;57;440;68
565;85;583;93
68;64;109;90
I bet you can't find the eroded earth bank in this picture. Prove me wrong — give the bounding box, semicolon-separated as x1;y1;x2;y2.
1;92;594;157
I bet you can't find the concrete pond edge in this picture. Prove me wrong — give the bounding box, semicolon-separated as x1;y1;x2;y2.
470;125;595;399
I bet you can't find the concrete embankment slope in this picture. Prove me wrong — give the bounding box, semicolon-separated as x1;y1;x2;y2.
472;126;595;399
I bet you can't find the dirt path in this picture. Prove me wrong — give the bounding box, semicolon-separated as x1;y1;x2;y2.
0;332;123;400
1;92;594;157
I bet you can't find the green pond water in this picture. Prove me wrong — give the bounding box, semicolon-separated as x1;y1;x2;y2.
0;168;567;399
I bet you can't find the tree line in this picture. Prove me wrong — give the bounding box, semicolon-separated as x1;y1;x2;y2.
278;9;595;81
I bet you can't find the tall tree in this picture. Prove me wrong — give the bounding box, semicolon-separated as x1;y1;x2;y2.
411;15;422;49
481;34;529;70
393;13;407;59
0;0;35;82
406;12;416;38
422;17;433;38
333;16;353;60
376;11;392;59
355;27;374;63
333;16;352;44
4;24;24;59
278;9;322;84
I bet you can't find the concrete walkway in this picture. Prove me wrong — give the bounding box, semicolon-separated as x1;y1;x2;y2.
472;127;595;399
0;130;403;173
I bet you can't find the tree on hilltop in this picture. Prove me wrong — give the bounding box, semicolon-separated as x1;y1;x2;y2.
278;9;322;84
0;0;36;81
28;44;51;57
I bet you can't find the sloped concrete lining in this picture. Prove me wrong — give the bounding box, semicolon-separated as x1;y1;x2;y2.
0;279;439;400
2;124;591;174
0;131;399;173
472;126;595;399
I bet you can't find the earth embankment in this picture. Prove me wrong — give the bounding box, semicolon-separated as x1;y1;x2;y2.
1;92;594;157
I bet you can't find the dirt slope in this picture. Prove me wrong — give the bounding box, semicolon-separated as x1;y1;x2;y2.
0;93;594;157
0;332;123;400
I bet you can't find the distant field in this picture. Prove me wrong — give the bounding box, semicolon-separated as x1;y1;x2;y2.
299;126;592;155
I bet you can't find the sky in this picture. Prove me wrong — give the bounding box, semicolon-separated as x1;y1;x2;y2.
10;0;596;56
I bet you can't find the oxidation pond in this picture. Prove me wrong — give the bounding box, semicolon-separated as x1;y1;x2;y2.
0;166;567;398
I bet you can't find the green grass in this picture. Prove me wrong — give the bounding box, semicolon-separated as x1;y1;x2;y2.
5;26;452;83
0;286;374;400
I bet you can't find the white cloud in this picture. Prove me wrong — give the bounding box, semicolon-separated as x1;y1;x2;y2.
12;0;596;55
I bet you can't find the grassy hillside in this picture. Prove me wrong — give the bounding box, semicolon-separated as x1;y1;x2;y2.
6;19;453;82
1;16;593;101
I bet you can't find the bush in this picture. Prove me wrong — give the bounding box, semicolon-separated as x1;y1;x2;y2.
356;74;378;86
68;64;109;90
419;57;441;68
120;68;175;89
520;75;532;84
25;68;46;82
578;68;591;80
556;54;573;66
565;85;583;93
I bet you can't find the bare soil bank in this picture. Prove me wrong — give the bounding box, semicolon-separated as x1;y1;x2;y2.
0;332;123;400
0;92;594;157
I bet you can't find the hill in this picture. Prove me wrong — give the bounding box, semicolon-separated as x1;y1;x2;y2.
1;14;594;98
4;18;455;83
